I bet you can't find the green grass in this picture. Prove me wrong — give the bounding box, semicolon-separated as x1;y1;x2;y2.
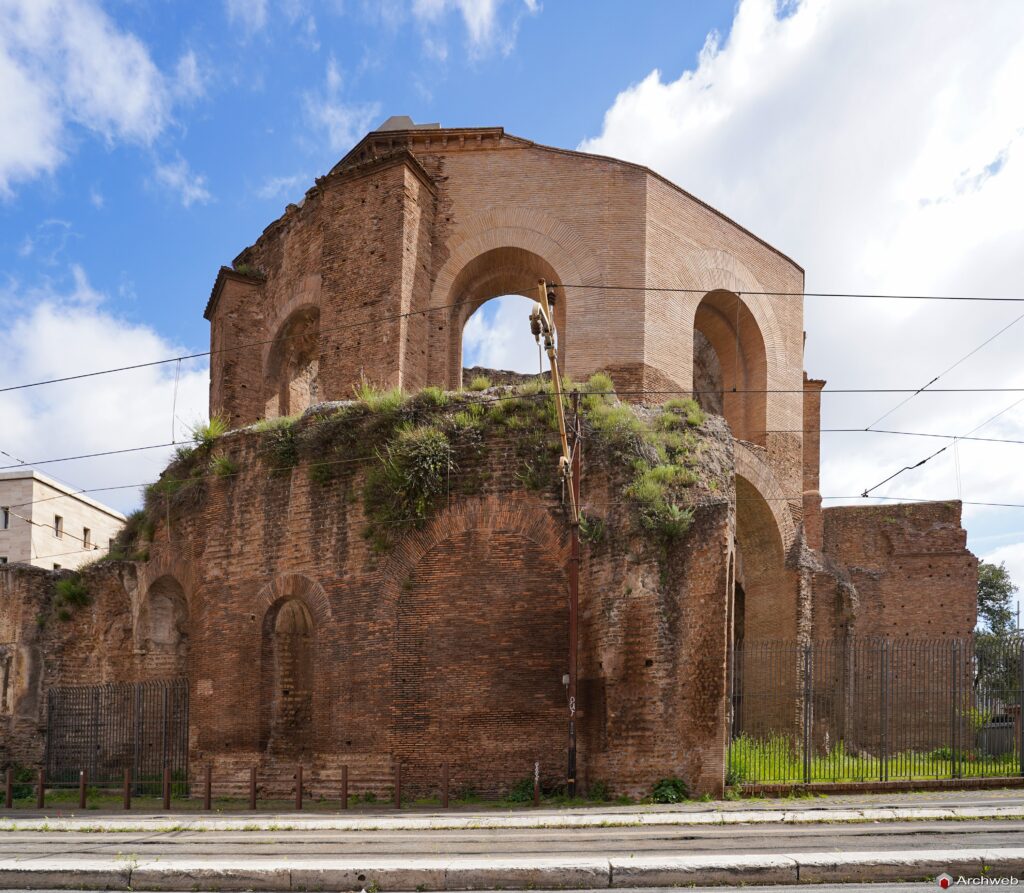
728;733;1021;784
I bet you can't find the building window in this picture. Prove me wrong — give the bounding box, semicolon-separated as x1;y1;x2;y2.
0;557;7;565
53;563;61;570
54;515;63;538
83;527;91;549
1;507;8;529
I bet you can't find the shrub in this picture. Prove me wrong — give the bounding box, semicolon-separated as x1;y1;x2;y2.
54;575;90;611
210;455;238;477
256;416;300;472
355;379;405;413
588;780;611;802
467;375;491;391
579;511;605;544
664;397;705;427
191;416;229;449
416;385;448;407
505;777;534;803
651;777;689;803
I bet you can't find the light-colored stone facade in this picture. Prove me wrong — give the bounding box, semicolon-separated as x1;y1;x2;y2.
0;471;125;570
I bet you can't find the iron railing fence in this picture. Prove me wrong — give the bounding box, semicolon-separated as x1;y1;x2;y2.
45;678;188;796
729;636;1024;785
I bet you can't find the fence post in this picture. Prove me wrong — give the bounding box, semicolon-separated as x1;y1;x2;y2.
802;643;812;785
36;769;44;809
296;765;303;811
442;763;449;809
204;766;212;811
4;769;11;809
123;768;131;810
249;767;257;810
533;761;540;807
394;762;401;809
162;766;171;810
880;640;888;783
79;770;87;810
1019;638;1024;778
951;640;960;779
341;765;348;810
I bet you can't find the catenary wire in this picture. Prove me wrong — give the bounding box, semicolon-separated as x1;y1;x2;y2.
4;280;1024;397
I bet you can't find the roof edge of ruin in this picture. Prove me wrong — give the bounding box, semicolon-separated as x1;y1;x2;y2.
204;265;266;321
334;123;804;275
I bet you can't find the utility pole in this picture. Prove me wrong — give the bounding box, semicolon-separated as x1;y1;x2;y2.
531;280;580;796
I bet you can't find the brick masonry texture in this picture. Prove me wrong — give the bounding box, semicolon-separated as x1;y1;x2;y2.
0;124;978;798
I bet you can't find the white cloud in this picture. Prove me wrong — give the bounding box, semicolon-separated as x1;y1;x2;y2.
0;0;203;196
224;0;268;35
304;58;381;153
0;268;209;516
173;50;205;101
153;155;212;208
462;295;543;374
255;173;306;201
89;187;104;209
411;0;537;56
578;0;1024;558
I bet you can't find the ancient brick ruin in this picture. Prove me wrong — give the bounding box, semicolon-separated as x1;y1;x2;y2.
0;120;977;797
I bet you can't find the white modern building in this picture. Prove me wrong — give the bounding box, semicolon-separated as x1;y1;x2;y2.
0;470;126;570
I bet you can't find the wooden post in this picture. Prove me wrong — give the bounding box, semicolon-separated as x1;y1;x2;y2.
394;762;401;809
341;765;348;810
249;767;257;810
36;769;44;809
204;766;212;811
162;766;171;810
295;765;303;811
79;770;87;810
123;768;131;810
441;763;449;809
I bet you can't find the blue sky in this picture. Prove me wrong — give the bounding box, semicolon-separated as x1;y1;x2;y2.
1;0;1023;602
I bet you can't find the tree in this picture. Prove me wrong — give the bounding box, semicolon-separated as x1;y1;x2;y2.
977;561;1018;635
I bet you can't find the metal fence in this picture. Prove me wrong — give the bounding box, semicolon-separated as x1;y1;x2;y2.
729;636;1024;784
45;679;188;795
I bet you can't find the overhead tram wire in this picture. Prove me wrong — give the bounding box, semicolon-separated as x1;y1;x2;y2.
6;386;1024;477
4;283;1024;397
863;307;1024;431
6;384;1024;515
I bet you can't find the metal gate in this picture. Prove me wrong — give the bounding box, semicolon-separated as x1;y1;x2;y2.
45;679;188;795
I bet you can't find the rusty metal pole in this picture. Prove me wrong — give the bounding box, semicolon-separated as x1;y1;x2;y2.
295;765;303;811
566;392;582;798
249;766;257;810
4;769;11;809
204;766;212;811
162;766;171;810
79;770;87;810
394;762;401;809
123;768;131;810
341;765;349;810
36;769;44;809
441;763;449;809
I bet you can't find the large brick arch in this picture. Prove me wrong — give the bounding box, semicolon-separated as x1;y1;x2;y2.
380;495;570;794
734;442;798;553
429;210;606;388
255;573;333;626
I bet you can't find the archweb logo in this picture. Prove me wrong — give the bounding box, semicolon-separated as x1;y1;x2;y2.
938;875;953;889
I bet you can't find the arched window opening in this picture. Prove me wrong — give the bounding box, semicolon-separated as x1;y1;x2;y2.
448;247;565;389
264;307;320;419
462;295;548;382
262;598;315;756
692;291;767;445
138;576;189;678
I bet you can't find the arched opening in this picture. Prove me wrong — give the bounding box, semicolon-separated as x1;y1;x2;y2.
260;598;315;756
692;291;767;445
138;576;189;677
448;247;566;389
734;475;794;645
462;295;547;380
264;306;320;419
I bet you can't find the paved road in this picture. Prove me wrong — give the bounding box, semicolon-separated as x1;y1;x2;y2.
3;818;1024;860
